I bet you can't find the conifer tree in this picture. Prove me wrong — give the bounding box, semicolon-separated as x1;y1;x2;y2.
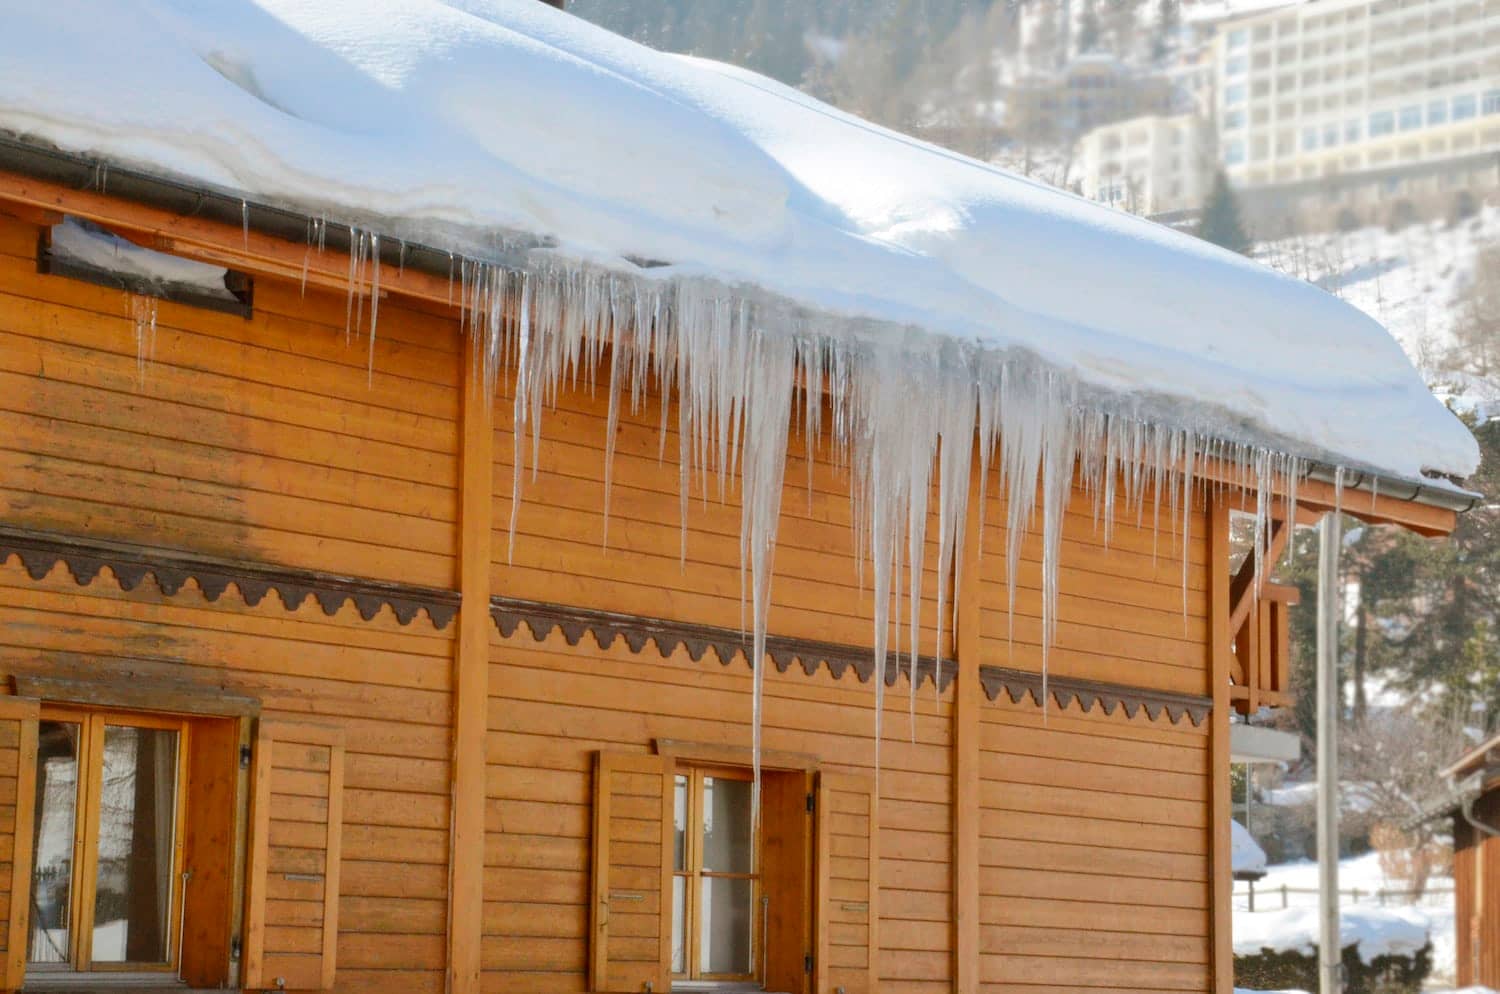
1196;171;1253;255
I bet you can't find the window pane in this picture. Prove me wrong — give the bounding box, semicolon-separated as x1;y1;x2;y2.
700;777;752;874
673;775;687;872
29;721;80;965
671;875;687;975
699;876;753;976
92;725;178;964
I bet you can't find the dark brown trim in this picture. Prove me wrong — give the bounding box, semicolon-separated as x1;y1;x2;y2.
13;674;260;717
0;524;459;629
490;595;955;690
978;664;1212;726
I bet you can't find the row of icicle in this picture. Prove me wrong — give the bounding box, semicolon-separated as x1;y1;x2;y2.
140;221;1319;812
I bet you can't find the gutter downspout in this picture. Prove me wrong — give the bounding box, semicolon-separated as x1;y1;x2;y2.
1317;513;1343;994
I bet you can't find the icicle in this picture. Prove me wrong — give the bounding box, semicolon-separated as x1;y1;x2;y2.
241;200;249;249
128;293;158;382
367;233;381;386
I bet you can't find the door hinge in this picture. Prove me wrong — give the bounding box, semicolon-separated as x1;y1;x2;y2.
240;744;253;769
806;792;815;813
804;953;813;974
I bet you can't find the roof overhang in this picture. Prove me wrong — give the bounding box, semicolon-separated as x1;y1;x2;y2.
0;132;1476;535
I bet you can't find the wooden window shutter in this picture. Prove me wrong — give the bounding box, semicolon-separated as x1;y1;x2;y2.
589;752;672;993
243;721;345;993
0;698;39;994
814;771;877;994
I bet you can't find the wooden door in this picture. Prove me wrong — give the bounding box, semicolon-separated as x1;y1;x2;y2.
242;721;344;993
0;698;38;993
589;752;673;993
815;771;877;994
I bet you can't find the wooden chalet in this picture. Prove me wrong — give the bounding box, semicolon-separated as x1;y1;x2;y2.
1449;731;1500;989
0;5;1475;994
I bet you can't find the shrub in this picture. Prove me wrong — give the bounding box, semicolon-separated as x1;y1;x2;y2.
1235;941;1432;994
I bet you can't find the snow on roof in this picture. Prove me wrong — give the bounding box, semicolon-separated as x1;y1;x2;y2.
0;0;1476;484
1234;905;1432;964
1232;820;1269;876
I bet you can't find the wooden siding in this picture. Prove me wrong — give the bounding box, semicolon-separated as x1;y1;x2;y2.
978;701;1212;994
1456;787;1500;989
0;198;1228;994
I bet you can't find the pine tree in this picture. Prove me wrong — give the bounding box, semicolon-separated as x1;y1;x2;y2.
1196;172;1253;255
1078;0;1102;52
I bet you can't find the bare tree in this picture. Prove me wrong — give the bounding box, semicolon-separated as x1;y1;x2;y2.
1340;704;1471;898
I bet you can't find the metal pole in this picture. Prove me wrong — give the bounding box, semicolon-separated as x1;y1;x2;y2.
1317;513;1342;994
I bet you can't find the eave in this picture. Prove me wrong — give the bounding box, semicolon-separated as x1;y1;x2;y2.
0;132;1471;536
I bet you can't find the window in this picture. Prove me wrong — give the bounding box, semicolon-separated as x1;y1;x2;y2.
40;218;253;318
1370;109;1396;135
672;769;757;981
1303;126;1320;150
1227;54;1248;74
1455;93;1478;119
1430;99;1449;125
1225;109;1247;128
1229;28;1249;47
1225;139;1247;163
1324;124;1340;146
1345;119;1362;142
1226;83;1247;105
1399;105;1423;129
27;709;187;972
1485;89;1500;114
591;752;870;994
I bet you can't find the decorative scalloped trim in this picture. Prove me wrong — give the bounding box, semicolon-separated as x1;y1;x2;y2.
978;664;1211;726
0;525;459;629
489;595;955;691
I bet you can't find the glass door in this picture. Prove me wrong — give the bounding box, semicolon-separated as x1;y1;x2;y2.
671;765;760;987
27;709;188;975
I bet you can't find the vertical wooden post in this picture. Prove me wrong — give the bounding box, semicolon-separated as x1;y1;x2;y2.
1208;501;1234;994
448;340;494;994
953;456;984;994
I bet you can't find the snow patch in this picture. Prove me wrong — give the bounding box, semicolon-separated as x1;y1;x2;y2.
1233;819;1269;876
1234;905;1432;964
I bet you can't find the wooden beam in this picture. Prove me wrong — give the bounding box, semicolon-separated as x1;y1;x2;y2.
953;456;983;994
447;338;494;994
1208;500;1234;994
1227;517;1289;639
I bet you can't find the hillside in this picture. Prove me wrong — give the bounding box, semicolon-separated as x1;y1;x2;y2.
1257;210;1500;411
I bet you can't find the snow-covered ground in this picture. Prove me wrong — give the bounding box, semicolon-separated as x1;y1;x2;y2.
1235;851;1458;984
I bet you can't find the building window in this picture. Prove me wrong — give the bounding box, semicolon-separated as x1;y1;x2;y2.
1303;127;1319;151
1430;100;1449;125
1345;119;1362;142
1225;139;1247;164
1227;55;1248;74
1229;28;1249;48
28;710;188;971
1324;124;1340;146
1225;109;1247;129
1455;94;1478;120
1226;83;1247;105
1484;90;1500;114
1370;110;1396;135
1399;105;1422;130
673;769;758;980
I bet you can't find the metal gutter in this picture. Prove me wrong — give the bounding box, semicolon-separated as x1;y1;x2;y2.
1303;464;1481;515
0;133;1481;514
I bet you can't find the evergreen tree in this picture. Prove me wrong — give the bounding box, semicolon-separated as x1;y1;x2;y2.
1078;0;1102;52
1196;171;1253;255
1153;0;1180;58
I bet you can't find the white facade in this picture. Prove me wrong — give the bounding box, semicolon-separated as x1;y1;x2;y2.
1078;113;1216;213
1214;0;1500;188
